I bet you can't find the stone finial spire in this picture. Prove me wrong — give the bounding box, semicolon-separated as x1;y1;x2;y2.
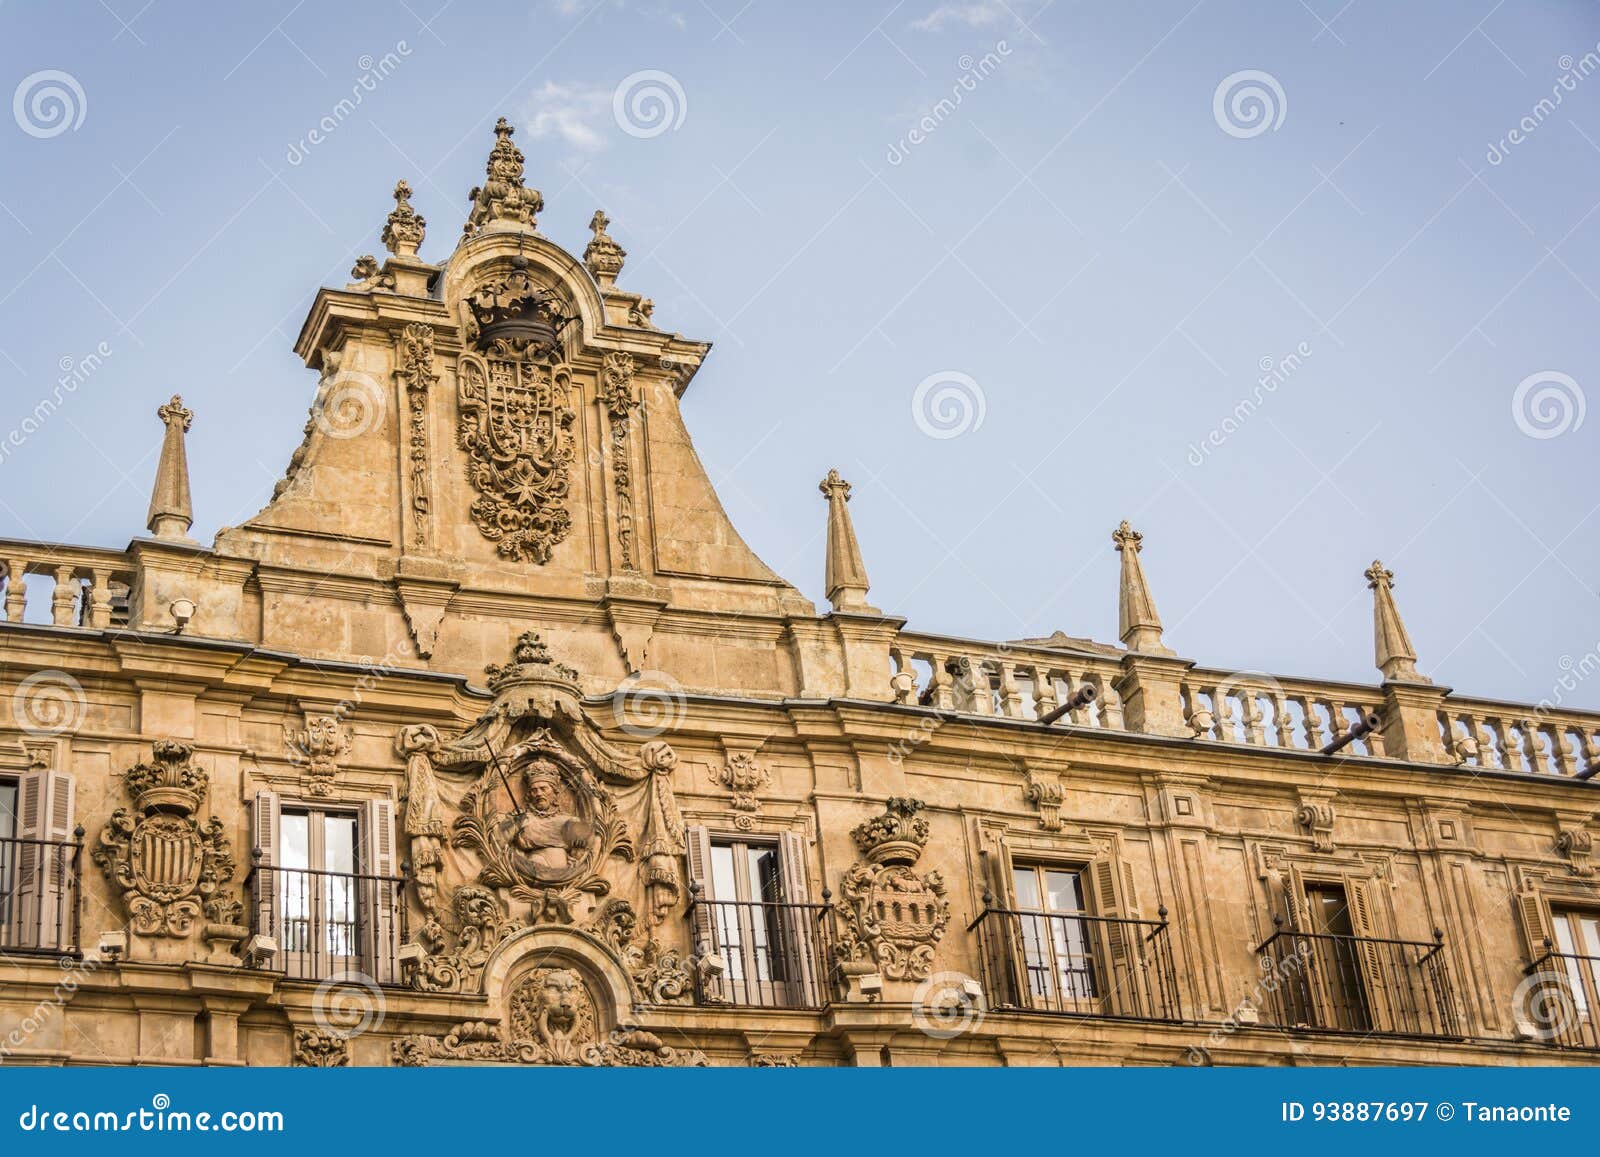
820;469;876;613
463;117;544;237
584;210;627;287
1114;520;1171;655
147;395;195;541
382;179;426;257
1365;560;1427;683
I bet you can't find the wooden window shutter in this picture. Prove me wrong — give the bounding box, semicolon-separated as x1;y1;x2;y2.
1345;877;1393;1032
1090;854;1132;1001
684;824;716;949
981;832;1014;907
15;769;75;950
251;791;281;951
361;797;400;985
778;830;820;1005
1281;865;1310;931
1514;886;1554;961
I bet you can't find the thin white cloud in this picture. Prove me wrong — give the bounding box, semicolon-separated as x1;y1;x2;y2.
911;1;1007;31
523;80;613;153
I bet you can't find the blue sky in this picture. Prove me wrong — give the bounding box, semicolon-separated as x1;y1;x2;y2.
1;0;1597;708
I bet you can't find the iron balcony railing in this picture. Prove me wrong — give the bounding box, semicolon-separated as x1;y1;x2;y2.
970;906;1182;1022
1522;949;1600;1051
688;895;834;1010
0;831;84;958
247;863;407;983
1255;922;1460;1038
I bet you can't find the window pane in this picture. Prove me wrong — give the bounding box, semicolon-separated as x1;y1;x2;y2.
281;811;310;870
1046;870;1085;913
324;814;356;874
0;781;16;840
1554;917;1578;954
710;843;737;901
750;846;784;904
1013;867;1041;911
1578;915;1600;958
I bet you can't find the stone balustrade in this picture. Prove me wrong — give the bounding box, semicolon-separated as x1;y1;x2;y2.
1180;669;1388;757
0;539;134;629
890;633;1126;730
1437;698;1600;777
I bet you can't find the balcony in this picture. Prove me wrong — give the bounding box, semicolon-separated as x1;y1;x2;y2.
688;896;834;1010
1522;950;1600;1051
0;832;83;958
970;907;1182;1021
247;863;406;983
1256;923;1460;1038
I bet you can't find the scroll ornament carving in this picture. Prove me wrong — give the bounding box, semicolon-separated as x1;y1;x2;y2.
1557;826;1594;877
1023;769;1065;832
272;347;344;501
92;741;245;944
834;798;949;981
751;1053;801;1067
293;1029;350;1067
1294;801;1336;853
284;714;351;798
392;967;706;1067
456;284;577;564
599;351;640;571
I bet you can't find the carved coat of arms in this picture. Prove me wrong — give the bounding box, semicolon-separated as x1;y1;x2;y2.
456;273;577;564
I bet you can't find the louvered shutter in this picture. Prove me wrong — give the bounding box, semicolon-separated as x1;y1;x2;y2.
1515;886;1554;960
1345;877;1392;1032
361;797;400;985
251;791;281;954
1089;854;1132;1011
684;825;723;1000
778;830;820;1006
15;769;74;950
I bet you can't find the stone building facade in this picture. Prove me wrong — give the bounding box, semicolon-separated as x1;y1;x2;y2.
1;119;1598;1067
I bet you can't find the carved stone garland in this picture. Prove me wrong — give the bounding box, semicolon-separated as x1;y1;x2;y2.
599;351;640;571
456;276;577;564
293;1029;351;1067
396;322;438;550
834;797;950;981
92;741;245;945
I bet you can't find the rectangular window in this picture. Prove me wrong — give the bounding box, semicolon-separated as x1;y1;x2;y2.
278;806;361;975
708;838;790;994
1298;882;1372;1032
1012;864;1098;1006
1551;908;1600;1029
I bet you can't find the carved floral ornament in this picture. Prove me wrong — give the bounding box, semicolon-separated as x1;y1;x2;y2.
93;741;245;945
284;713;351;798
834;798;950;981
396;634;692;1014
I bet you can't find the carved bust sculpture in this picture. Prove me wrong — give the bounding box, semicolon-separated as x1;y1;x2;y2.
496;763;592;881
